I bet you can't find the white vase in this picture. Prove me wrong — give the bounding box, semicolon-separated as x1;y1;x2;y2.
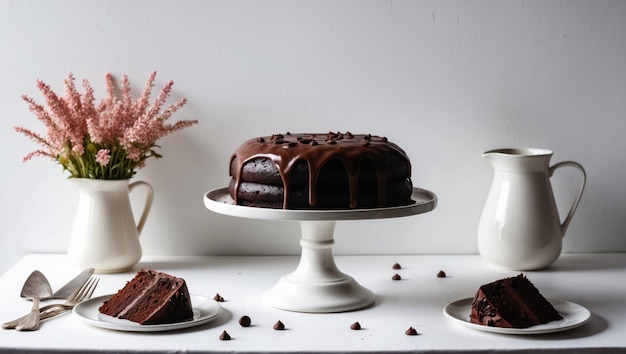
67;179;153;273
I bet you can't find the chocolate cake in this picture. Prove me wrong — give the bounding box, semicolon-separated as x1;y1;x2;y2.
229;132;414;209
98;269;193;325
469;274;563;328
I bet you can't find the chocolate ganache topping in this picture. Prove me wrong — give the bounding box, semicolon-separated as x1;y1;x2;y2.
471;296;510;327
230;132;412;209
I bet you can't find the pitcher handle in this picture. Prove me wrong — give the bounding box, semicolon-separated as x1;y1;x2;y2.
128;181;154;236
549;161;586;236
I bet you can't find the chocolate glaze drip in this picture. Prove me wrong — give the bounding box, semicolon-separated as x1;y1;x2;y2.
230;132;411;209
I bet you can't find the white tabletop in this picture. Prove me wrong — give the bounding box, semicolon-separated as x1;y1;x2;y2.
1;253;625;353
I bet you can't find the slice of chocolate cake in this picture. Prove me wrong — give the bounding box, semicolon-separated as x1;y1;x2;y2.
470;274;563;328
99;269;193;325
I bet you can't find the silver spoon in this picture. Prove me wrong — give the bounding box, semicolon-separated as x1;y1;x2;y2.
14;270;53;331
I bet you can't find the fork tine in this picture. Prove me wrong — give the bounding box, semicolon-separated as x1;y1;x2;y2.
66;278;87;303
81;278;99;302
67;276;99;305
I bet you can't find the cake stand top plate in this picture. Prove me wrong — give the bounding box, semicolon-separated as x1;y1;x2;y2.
204;187;437;221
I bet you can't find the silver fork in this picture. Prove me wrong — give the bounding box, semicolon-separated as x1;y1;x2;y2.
3;276;99;331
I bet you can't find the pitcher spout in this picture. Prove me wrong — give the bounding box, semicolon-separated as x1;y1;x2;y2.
482;147;553;158
482;148;553;171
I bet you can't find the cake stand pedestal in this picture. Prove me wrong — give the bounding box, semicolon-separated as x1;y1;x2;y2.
204;188;437;313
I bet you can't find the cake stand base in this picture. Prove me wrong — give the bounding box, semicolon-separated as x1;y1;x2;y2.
204;187;437;313
263;221;375;313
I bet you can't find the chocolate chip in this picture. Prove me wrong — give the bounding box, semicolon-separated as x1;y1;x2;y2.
350;321;361;330
405;326;418;335
392;262;402;270
239;315;251;327
437;270;446;278
273;320;285;330
392;273;402;281
219;330;231;340
213;293;225;302
270;134;283;142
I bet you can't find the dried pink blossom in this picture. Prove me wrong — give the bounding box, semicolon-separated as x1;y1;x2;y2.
95;149;111;166
14;71;198;180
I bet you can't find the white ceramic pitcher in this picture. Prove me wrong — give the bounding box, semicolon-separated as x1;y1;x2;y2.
67;179;153;273
477;148;586;270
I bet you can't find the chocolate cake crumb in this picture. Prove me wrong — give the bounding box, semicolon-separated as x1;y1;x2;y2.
405;326;418;335
350;321;361;330
392;262;402;270
239;315;251;327
213;293;225;302
437;270;446;278
273;320;285;330
219;330;231;340
392;273;402;281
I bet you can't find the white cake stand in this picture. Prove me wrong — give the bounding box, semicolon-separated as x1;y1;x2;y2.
204;187;437;313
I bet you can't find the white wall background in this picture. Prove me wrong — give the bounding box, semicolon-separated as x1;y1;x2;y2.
1;0;625;274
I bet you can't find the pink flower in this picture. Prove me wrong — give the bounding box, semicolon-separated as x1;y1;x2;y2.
14;72;198;180
95;149;111;166
126;147;143;162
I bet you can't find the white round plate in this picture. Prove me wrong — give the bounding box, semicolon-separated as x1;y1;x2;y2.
73;294;222;332
443;298;591;334
204;187;437;221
